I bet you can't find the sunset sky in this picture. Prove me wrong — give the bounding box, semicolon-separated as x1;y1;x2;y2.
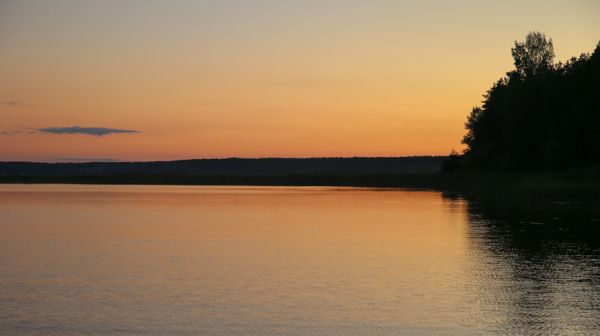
1;0;599;162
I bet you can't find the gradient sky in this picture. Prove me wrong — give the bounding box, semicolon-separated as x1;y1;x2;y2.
1;0;599;161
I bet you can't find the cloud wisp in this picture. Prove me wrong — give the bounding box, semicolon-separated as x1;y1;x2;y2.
0;130;30;136
37;126;140;136
4;100;32;107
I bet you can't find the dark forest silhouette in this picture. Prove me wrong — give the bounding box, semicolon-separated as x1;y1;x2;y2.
445;32;600;171
0;157;447;186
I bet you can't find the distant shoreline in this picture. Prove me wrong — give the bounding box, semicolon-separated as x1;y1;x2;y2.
0;157;446;188
1;157;598;195
0;174;450;189
2;171;599;196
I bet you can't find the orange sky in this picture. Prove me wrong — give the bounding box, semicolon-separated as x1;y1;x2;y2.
1;0;599;161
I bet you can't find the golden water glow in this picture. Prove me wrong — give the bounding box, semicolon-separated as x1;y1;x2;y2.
1;1;598;161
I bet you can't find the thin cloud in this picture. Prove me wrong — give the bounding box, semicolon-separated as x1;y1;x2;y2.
38;126;140;136
4;100;32;107
0;130;23;135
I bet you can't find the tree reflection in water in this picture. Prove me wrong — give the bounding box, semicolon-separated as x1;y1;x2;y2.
443;190;600;335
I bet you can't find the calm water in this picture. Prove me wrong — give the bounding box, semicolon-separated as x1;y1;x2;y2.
1;185;599;335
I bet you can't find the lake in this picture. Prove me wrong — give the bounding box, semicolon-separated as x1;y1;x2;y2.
1;184;599;335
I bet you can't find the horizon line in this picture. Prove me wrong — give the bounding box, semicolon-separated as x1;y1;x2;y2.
0;155;449;164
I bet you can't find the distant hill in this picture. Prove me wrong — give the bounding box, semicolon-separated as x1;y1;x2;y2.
0;157;445;180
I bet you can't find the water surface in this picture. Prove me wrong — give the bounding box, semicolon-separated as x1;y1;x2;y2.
1;185;599;335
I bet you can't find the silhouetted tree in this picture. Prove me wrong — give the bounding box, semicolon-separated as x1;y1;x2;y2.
511;32;555;78
446;33;600;172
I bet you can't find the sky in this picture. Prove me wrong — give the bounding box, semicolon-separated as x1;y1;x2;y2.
1;0;599;162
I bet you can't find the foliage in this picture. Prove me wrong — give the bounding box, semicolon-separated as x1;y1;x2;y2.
448;32;600;171
511;32;555;78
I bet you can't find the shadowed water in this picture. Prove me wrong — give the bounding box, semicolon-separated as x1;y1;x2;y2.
0;185;599;335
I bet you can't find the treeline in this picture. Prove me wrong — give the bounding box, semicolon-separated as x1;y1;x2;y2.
0;156;445;178
445;32;600;171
